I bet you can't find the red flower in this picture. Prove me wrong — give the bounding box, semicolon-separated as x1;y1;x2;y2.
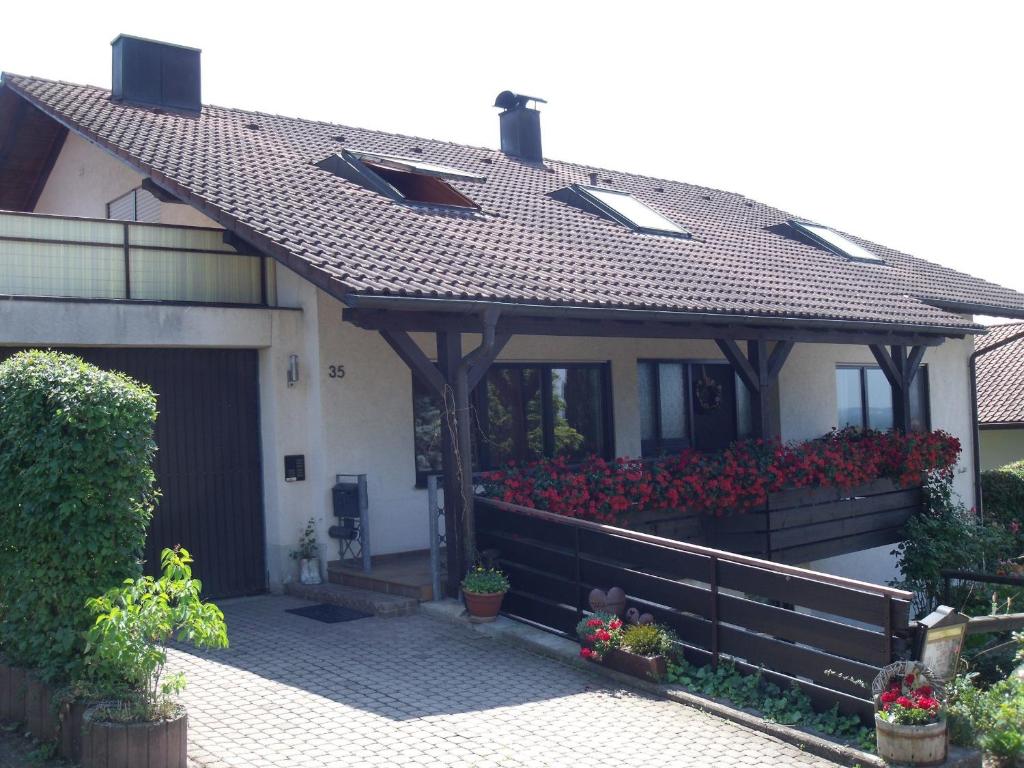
904;674;916;685
897;696;913;709
586;618;603;627
880;690;898;704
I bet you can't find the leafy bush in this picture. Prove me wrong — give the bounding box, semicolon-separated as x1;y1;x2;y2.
290;518;320;560
982;460;1024;528
666;658;873;750
84;547;228;722
620;624;673;657
0;350;157;682
461;565;509;595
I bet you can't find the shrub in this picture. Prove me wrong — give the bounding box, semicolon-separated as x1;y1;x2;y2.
620;624;673;657
0;350;157;682
84;547;228;722
982;460;1024;528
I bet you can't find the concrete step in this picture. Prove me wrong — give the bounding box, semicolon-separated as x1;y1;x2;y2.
283;580;418;618
327;555;435;602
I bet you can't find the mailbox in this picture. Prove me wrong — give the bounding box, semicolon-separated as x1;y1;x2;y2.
332;480;361;518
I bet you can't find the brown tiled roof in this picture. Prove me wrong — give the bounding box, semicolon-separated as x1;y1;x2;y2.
4;73;1024;333
976;322;1024;425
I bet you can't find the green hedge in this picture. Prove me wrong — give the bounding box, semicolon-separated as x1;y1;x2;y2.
981;460;1024;527
0;350;157;682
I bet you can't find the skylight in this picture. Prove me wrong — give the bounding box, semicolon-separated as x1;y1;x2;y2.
574;185;688;237
316;150;482;210
789;219;884;263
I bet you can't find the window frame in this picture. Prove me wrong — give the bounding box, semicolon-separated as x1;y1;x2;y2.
411;361;615;487
638;358;748;457
571;184;691;238
835;363;931;431
789;219;886;264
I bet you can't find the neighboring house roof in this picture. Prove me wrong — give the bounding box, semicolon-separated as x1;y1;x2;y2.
976;322;1024;426
3;73;1024;334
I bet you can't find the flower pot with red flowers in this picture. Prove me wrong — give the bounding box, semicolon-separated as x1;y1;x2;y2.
577;613;625;664
872;663;947;766
461;566;510;622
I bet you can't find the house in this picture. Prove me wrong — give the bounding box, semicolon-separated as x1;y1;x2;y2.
976;322;1024;471
3;35;1024;599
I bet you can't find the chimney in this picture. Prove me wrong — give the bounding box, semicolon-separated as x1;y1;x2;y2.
493;91;546;163
111;34;202;113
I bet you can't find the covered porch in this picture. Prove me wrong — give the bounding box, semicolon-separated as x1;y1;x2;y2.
341;297;966;597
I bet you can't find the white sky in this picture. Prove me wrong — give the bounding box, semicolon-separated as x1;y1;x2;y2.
4;1;1023;322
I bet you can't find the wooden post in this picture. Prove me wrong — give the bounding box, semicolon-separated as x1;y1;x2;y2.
869;344;926;434
716;338;792;441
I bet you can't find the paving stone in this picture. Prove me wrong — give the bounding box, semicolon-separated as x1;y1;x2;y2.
171;595;841;768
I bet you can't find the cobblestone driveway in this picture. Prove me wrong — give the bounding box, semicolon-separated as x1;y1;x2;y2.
169;596;838;768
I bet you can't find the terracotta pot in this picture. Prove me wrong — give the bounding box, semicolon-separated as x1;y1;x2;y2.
81;705;187;768
463;590;506;622
602;648;667;682
874;714;947;766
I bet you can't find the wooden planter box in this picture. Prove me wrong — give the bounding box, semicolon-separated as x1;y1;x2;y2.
81;706;188;768
620;478;923;564
603;648;667;682
0;661;27;724
874;715;947;766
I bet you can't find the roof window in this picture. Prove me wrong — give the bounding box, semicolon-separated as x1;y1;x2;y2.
316;150;483;209
789;219;884;263
552;184;689;237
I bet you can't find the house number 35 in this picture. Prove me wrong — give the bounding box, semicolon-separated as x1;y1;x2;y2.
327;364;346;379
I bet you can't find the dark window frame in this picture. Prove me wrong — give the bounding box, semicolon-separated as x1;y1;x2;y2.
638;359;747;457
411;361;615;487
835;364;931;431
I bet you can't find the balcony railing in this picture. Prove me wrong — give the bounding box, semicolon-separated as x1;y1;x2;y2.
0;210;267;305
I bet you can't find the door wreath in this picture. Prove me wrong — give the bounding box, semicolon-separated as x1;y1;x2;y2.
694;368;723;413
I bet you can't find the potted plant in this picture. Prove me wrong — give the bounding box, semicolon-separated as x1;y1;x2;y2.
80;546;228;768
576;613;625;662
291;518;322;585
873;663;947;766
461;565;510;622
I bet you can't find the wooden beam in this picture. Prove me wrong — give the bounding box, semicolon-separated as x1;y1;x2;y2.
466;333;511;390
905;345;927;385
716;338;759;393
344;309;953;348
436;332;464;597
379;329;446;398
869;344;902;388
767;340;795;379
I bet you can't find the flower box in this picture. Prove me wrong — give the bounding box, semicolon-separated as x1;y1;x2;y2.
874;715;947;766
602;648;667;682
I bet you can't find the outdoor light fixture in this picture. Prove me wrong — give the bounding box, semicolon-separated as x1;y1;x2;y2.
914;605;970;681
287;354;299;387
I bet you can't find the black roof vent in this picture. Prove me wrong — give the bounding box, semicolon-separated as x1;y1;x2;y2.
494;90;546;163
111;35;201;114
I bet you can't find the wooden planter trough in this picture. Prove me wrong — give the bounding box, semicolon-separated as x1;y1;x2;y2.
874;715;948;766
602;648;667;682
620;478;923;564
0;660;88;762
81;706;187;768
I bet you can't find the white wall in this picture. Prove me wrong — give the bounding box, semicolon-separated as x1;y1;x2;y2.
980;428;1024;471
33;132;219;228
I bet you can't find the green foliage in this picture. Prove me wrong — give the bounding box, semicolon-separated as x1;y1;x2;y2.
84;547;228;722
0;350;157;683
620;624;673;657
981;460;1024;528
666;659;874;751
891;474;1021;617
460;565;509;595
948;673;1024;764
290;518;319;560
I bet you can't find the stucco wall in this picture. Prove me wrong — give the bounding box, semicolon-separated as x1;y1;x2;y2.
980;428;1024;471
33;132;218;228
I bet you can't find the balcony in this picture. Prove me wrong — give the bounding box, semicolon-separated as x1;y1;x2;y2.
0;210;268;305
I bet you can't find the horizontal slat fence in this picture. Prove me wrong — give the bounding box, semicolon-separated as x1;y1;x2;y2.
476;496;914;720
619;478;922;564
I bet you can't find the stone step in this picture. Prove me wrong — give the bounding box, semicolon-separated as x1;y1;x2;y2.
283;581;418;618
327;556;435;602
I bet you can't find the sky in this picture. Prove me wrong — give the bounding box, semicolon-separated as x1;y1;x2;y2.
4;1;1022;323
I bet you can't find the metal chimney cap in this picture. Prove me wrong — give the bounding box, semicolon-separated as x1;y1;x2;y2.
494;91;547;111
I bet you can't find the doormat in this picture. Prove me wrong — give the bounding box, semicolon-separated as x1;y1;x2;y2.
285;603;372;623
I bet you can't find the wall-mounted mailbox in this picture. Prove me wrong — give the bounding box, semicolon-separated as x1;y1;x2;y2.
284;454;306;482
332;481;361;518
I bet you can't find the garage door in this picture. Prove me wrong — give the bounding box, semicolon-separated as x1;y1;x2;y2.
0;347;266;598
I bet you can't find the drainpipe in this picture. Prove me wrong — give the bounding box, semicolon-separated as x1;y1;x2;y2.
454;308;501;568
969;328;1024;518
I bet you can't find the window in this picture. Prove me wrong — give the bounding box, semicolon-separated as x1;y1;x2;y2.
107;187;161;223
553;184;690;237
316;150;482;209
836;365;930;431
637;361;752;456
411;363;613;485
789;219;884;263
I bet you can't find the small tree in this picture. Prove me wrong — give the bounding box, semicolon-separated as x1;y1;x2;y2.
84;547;228;722
0;350;158;682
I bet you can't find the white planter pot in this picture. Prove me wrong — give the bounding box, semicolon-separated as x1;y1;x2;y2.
299;557;322;585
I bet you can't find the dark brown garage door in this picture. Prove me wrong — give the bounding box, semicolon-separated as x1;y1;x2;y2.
0;347;266;598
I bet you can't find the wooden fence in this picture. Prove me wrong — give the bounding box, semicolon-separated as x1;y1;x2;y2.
475;496;915;719
619;478;923;564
